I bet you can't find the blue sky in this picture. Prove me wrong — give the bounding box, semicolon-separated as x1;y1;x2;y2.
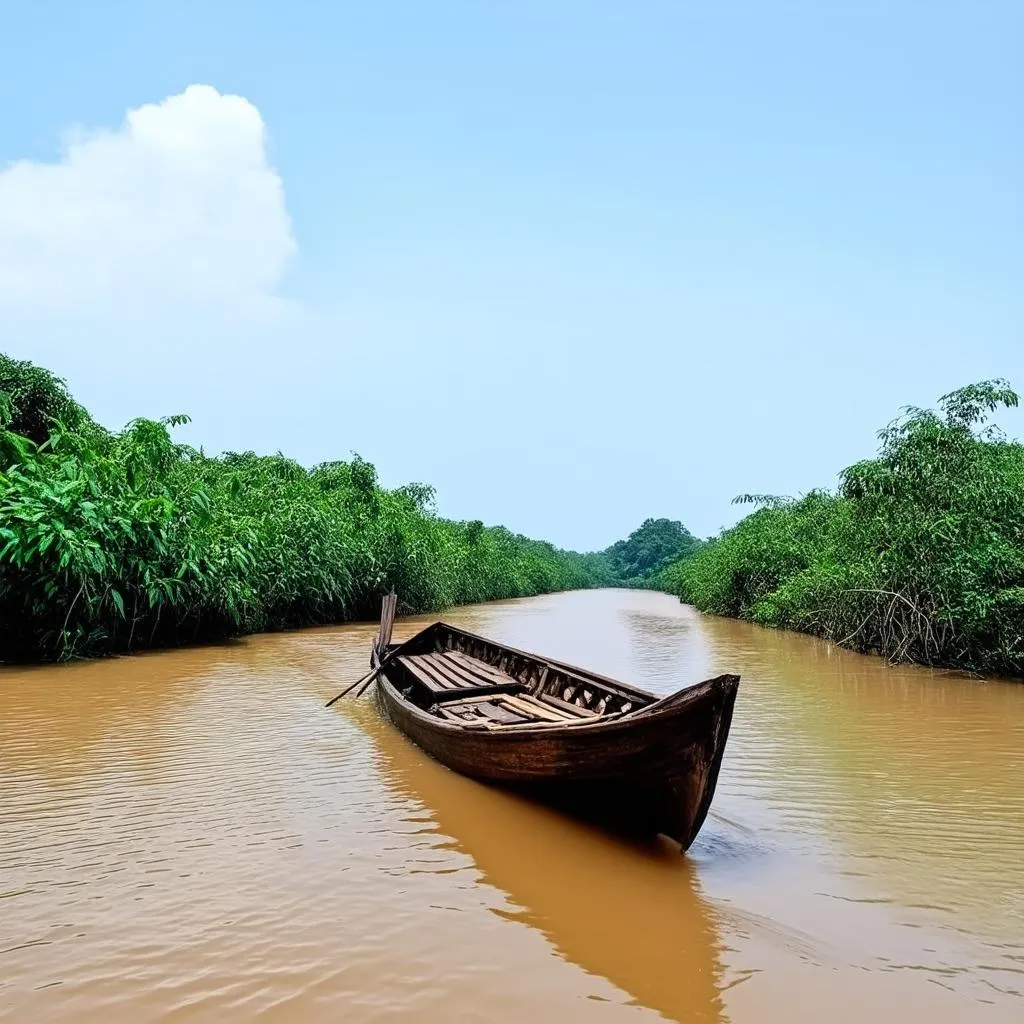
1;1;1021;549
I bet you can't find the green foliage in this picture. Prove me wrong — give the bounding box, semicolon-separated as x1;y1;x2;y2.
666;381;1024;677
0;356;611;662
0;354;89;444
604;518;703;583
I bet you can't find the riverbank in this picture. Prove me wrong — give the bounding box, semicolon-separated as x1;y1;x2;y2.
7;358;1020;677
659;381;1023;678
0;355;614;662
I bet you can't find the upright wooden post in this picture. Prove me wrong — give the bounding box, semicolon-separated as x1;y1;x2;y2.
378;590;397;653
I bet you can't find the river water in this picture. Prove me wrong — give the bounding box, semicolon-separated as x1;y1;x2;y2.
2;589;1022;1022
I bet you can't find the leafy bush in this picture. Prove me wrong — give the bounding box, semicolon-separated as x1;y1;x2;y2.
0;356;613;661
666;382;1024;676
604;518;703;583
0;355;88;444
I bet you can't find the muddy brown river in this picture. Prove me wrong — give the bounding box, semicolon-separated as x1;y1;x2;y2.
2;589;1022;1021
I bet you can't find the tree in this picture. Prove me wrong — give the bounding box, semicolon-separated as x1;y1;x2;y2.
0;354;87;445
605;518;702;580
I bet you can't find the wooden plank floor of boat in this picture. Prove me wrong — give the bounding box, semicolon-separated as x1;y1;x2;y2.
397;653;523;698
395;651;598;726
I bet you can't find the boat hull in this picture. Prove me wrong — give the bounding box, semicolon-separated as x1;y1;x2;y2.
375;669;738;850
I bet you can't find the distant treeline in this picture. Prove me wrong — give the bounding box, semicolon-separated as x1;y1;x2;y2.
0;355;615;662
601;517;703;584
657;381;1023;678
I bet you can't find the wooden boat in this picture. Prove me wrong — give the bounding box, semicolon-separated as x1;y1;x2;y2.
353;594;739;851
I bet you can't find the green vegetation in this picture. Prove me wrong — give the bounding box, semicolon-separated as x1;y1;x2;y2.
663;381;1024;677
12;356;1014;677
603;517;703;584
0;355;614;662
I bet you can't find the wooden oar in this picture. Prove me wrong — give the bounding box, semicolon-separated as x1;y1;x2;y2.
325;591;400;707
354;671;381;698
325;642;404;706
325;664;381;707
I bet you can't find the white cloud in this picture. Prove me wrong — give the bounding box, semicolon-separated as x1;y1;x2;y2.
0;85;295;313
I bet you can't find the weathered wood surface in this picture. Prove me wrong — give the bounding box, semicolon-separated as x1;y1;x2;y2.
356;618;740;850
377;591;397;653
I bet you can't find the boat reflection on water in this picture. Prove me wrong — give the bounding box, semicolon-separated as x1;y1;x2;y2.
362;702;728;1023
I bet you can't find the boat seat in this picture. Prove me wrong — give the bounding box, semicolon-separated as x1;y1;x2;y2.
536;692;598;718
398;653;524;703
434;696;530;726
431;690;588;726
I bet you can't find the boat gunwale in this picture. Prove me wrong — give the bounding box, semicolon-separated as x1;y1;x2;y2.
378;673;737;738
433;621;658;701
374;621;738;737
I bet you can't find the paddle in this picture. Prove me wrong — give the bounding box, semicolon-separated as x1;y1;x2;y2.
354;672;380;698
325;591;401;707
324;645;402;707
324;665;379;707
